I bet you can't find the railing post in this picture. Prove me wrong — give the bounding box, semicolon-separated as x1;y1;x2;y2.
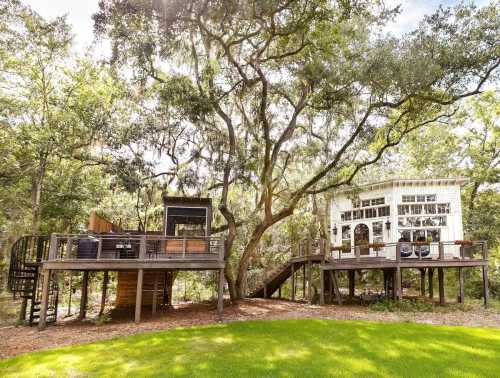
97;237;102;259
219;237;225;261
459;245;464;260
438;242;444;260
139;235;146;259
182;237;186;259
66;237;73;259
396;243;401;263
48;234;57;260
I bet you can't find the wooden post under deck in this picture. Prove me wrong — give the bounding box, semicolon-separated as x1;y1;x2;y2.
302;264;306;299
320;269;325;305
348;270;355;299
428;268;434;300
38;269;51;330
438;267;445;305
99;271;109;316
482;265;489;308
135;269;144;323
330;270;342;305
217;268;224;316
152;272;159;315
419;268;426;296
458;267;464;304
307;261;312;304
291;263;295;301
79;271;89;320
395;267;402;301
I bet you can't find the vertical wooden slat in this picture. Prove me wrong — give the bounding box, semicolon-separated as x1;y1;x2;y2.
291;263;295;301
135;269;144;323
420;268;426;296
438;267;445;305
348;270;355;299
395;267;402;301
100;271;109;316
320;269;325;305
330;270;342;305
307;260;312;304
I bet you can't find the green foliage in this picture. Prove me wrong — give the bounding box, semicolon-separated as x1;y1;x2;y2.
370;299;434;313
2;320;500;377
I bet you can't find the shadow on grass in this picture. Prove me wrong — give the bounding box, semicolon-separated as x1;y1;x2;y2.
1;320;499;377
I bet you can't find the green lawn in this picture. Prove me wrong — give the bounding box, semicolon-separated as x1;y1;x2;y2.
1;320;499;377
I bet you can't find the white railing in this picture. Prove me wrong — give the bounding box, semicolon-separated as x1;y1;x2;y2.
47;233;225;262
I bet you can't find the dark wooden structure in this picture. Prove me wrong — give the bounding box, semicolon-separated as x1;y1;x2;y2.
8;197;226;330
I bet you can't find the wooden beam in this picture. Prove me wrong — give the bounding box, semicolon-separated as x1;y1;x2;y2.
79;271;89;320
302;264;306;299
330;271;342;305
438;267;445;306
419;268;426;296
395;267;402;301
320;269;325;305
152;272;159;315
458;267;464;304
217;268;224;316
482;266;489;308
348;270;355;299
135;269;144;323
99;271;109;316
291;263;295;301
38;269;51;331
19;298;27;323
428;268;434;300
307;261;312;304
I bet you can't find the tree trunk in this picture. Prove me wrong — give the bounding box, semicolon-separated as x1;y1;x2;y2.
31;159;47;234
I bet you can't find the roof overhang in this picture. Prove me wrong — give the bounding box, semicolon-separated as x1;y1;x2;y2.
333;177;470;196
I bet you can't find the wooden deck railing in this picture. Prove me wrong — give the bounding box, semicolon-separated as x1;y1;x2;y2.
47;233;225;262
327;240;487;262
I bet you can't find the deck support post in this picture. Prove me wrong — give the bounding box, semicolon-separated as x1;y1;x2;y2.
19;298;27;323
438;267;445;306
458;267;464;304
395;267;402;301
302;264;306;300
217;268;224;316
99;271;109;316
135;269;144;323
330;270;342;305
38;269;51;331
482;265;489;308
428;268;434;300
348;270;355;299
278;285;281;299
307;261;312;304
79;271;89;320
320;268;325;305
152;272;159;315
419;268;426;296
291;263;295;301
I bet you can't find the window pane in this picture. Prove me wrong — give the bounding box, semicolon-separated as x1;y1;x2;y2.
371;198;384;206
424;204;436;214
373;222;383;236
342;225;350;239
352;199;360;208
417;195;426;202
411;204;422;214
398;205;409;215
413;230;426;242
437;203;450;214
398;230;411;241
362;200;370;207
426;194;436;202
427;229;440;242
402;195;415;203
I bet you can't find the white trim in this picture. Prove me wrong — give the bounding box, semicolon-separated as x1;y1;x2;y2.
334;178;469;195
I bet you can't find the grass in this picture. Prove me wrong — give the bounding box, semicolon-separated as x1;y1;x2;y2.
1;320;500;377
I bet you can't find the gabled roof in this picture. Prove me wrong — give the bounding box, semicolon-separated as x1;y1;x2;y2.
334;178;469;195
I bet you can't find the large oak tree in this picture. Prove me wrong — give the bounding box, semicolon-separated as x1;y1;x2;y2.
94;0;499;298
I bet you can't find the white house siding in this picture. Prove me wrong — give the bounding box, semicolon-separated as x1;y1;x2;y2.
330;179;465;259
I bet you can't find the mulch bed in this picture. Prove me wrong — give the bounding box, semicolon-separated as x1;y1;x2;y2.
1;298;499;359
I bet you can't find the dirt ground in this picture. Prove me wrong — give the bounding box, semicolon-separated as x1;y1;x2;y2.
1;298;499;359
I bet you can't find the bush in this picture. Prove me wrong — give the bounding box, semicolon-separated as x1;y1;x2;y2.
370;298;434;312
